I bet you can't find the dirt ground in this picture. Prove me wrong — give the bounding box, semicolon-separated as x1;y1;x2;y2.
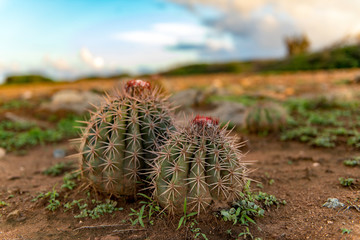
0;135;359;240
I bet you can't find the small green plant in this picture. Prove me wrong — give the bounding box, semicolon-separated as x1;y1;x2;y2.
341;228;352;234
268;179;275;185
0;200;9;207
310;135;336;148
43;162;74;176
31;187;61;211
343;157;360;167
190;220;208;240
61;171;80;190
129;205;146;227
237;227;254;239
177;198;198;230
75;199;122;219
45;188;61;211
339;177;354;187
137;193;163;225
255;192;286;208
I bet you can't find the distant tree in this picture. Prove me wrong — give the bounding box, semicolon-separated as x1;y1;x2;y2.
285;35;310;56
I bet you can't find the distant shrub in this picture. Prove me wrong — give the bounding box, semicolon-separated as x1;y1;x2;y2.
4;75;54;85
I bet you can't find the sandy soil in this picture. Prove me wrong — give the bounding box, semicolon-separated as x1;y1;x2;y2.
0;136;359;240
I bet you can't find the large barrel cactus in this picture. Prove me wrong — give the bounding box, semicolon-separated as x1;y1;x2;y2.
78;79;175;196
244;101;288;134
151;116;249;214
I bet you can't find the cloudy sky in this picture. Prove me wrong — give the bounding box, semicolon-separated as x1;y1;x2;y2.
1;0;360;82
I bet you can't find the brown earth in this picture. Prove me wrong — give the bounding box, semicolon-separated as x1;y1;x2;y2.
0;135;359;240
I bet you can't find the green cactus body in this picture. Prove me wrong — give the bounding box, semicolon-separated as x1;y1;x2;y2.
244;102;288;133
152;116;249;214
78;80;175;196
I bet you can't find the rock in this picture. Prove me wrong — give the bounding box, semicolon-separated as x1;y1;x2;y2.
170;89;205;110
53;149;66;158
6;209;26;222
207;101;246;127
41;90;104;114
0;147;6;159
322;198;344;209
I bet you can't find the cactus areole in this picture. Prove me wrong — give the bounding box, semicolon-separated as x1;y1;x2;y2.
151;115;249;214
78;79;175;197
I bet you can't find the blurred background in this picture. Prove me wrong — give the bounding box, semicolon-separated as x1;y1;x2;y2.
1;0;360;83
1;0;360;154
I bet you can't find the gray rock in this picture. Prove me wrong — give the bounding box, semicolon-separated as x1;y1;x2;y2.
322;198;345;209
0;147;6;159
53;149;66;158
41;90;104;114
170;89;205;110
207;101;246;127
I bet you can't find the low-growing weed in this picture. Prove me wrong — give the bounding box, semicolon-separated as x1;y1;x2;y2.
343;157;360;167
339;177;354;187
43;162;74;176
177;198;198;230
341;228;352;234
61;171;80;190
75;199;122;219
0;200;9;207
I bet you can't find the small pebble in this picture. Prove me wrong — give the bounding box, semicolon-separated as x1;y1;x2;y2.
0;147;6;159
53;149;66;158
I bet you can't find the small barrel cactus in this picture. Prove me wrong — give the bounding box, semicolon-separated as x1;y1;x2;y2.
77;79;175;196
151;116;249;214
243;102;288;134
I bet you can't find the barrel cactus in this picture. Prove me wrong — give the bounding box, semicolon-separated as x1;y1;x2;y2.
244;102;288;134
78;79;175;196
150;116;249;214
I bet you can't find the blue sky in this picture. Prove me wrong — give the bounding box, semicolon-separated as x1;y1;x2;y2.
1;0;360;82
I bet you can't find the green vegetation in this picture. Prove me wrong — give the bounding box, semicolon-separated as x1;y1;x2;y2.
128;193;165;228
4;74;54;85
280;97;360;148
343;157;360;167
0;99;34;110
74;199;122;219
32;188;61;211
341;228;352;235
263;44;360;72
0;115;81;152
339;177;354;187
0;200;9;207
219;182;285;226
61;171;80;190
163;61;252;76
177;198;197;230
43;162;74;176
162;44;360;75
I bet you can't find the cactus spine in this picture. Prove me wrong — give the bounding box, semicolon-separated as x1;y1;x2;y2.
78;80;175;196
151;116;249;214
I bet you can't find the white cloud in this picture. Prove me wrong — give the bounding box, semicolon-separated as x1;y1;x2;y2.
80;47;105;69
168;0;360;54
114;22;209;46
115;22;234;53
